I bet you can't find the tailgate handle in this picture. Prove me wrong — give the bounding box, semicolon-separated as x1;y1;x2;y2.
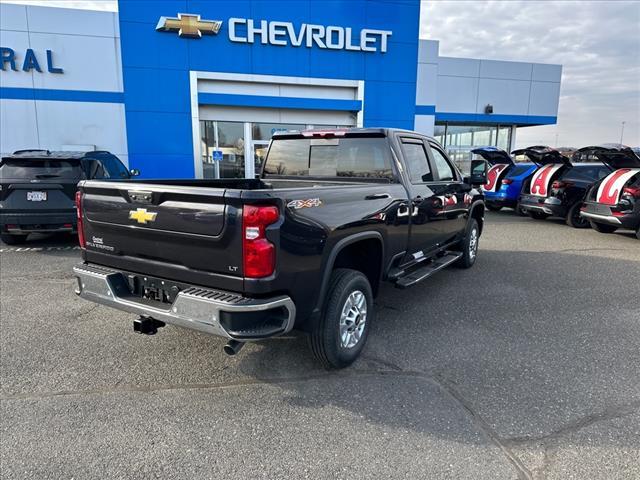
129;190;153;203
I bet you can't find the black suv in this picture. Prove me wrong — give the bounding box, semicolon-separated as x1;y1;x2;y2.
0;150;135;244
517;147;612;228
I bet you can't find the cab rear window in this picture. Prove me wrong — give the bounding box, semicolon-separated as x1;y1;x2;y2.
263;137;394;179
0;158;82;179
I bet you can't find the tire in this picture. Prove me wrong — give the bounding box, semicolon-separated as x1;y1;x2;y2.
589;221;618;234
455;218;479;269
565;202;589;228
486;204;502;212
1;233;27;245
529;211;549;220
515;200;528;217
636;226;640;240
310;268;373;369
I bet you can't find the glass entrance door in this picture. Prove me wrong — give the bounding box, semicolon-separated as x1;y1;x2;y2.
200;121;245;179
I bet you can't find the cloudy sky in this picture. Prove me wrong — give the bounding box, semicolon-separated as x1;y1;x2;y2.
4;0;639;147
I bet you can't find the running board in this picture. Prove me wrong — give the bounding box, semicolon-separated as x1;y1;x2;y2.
394;252;462;289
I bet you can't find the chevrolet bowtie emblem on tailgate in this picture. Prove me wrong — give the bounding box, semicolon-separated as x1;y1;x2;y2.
129;208;157;225
156;13;222;38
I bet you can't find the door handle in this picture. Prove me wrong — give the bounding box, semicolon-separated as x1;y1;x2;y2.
365;193;391;200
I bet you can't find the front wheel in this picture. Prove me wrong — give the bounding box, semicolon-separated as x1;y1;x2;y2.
515;200;528;216
529;211;549;220
455;218;479;269
565;203;589;228
1;233;28;245
310;268;373;369
589;221;618;234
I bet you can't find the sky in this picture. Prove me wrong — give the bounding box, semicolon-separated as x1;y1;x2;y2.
3;0;639;148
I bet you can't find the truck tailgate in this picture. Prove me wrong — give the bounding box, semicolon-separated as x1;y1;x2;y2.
80;181;243;287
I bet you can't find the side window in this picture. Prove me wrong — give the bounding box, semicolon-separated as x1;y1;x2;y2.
429;145;457;182
401;140;433;183
84;160;108;179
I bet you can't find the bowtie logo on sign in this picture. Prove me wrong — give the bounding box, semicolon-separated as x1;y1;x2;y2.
156;14;392;53
156;14;222;38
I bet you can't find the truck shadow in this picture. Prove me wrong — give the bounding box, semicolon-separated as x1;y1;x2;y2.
238;248;640;449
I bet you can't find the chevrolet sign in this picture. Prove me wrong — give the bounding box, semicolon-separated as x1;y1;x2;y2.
157;14;392;53
229;18;392;53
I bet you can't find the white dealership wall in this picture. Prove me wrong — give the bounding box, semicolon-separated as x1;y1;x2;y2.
414;39;562;139
0;3;128;165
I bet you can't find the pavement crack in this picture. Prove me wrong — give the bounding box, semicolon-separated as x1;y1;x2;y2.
432;373;533;480
504;400;640;446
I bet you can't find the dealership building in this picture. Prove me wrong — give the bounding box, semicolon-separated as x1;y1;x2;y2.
0;0;562;178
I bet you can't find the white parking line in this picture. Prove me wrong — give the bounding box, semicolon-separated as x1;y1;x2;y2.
0;246;81;253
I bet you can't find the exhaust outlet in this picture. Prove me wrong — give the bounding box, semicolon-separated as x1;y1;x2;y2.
223;339;245;356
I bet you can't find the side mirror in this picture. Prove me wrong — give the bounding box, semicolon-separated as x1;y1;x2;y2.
465;159;487;185
130;169;140;177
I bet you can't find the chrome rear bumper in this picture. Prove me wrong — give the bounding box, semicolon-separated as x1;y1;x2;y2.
73;263;296;340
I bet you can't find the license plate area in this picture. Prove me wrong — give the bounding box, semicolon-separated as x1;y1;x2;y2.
126;274;185;305
593;204;612;215
27;191;47;202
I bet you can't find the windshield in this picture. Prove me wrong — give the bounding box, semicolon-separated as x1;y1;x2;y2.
0;158;82;179
263;137;394;179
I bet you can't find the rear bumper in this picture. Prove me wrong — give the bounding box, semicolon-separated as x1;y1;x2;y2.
519;194;566;217
484;191;517;208
580;203;640;229
73;263;296;341
1;211;76;233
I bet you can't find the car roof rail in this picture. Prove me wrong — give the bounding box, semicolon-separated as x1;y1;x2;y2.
12;149;51;155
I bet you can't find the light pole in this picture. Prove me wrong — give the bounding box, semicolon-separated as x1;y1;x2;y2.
620;121;626;145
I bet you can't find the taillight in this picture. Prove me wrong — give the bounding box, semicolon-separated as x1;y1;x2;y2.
502;178;514;185
242;205;279;278
75;191;86;249
622;186;640;198
552;180;573;189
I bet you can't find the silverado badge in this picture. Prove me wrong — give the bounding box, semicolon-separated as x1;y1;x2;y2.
129;208;157;224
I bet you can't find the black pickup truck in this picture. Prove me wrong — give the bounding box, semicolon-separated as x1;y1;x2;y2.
73;128;487;368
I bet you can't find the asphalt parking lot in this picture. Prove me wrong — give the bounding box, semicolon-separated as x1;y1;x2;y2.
1;212;639;480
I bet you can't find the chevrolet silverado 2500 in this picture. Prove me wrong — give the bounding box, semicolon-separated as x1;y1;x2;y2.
73;128;487;368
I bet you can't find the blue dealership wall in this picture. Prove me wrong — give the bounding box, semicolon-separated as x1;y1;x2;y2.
118;0;421;178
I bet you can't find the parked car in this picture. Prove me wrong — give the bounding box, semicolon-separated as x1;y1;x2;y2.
0;150;136;244
579;144;640;239
73;128;487;368
472;146;537;215
518;146;612;227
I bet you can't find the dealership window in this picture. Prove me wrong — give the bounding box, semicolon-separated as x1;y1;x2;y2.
435;123;514;174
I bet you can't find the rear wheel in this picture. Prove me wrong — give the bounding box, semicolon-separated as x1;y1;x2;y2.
486;204;502;212
515;200;528;216
589;221;618;234
529;211;549;220
0;234;28;245
310;268;373;369
565;202;589;228
455;218;479;269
